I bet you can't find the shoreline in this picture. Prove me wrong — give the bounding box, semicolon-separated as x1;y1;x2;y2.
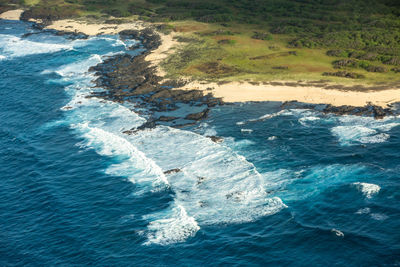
178;80;400;108
1;9;400;109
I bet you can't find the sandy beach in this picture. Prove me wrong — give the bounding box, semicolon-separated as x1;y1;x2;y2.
0;9;24;20
40;19;145;36
178;81;400;107
2;9;400;108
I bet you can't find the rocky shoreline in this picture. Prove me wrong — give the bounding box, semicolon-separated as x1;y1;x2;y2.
88;28;224;133
14;16;399;130
86;27;397;137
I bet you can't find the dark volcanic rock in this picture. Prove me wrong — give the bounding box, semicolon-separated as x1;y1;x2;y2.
164;168;181;175
207;136;224;143
88;28;223;129
323;104;393;119
158;116;179;122
185;109;209;121
280;100;394;119
119;28;161;50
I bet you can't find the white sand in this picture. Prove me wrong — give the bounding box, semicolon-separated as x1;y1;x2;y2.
0;9;24;20
38;19;144;36
177;81;400;107
145;33;178;76
41;19;176;77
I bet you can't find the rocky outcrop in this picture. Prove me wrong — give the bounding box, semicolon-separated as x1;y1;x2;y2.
322;104;392;119
89;28;223;131
164;168;181;175
185;109;209;121
207;136;224;143
281;101;394;119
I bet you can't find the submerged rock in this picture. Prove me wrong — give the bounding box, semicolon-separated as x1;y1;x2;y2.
158;116;179;122
185;109;209;121
207;136;224;143
164;168;181;175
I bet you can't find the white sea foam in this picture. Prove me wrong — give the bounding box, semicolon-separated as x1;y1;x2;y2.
58;54;103;77
236;109;293;125
331;115;400;145
332;126;378;144
130;126;286;226
65;93;286;245
241;129;253;133
144;205;200;245
74;123;168;187
0;34;73;58
0;55;5;60
240;109;400;146
331;228;344;237
47;35;287;245
353;182;380;198
299;116;320;127
202;124;218;137
359;133;390;144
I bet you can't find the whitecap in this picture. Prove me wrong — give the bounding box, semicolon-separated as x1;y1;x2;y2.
74;123;168;187
55;54;103;77
331;228;344;237
236;109;293;125
353;182;380;198
331;115;400;146
359;133;390;144
131;126;287;227
203;126;217;137
373;122;400;132
0;34;72;58
299;116;320;127
144;205;200;245
241;129;253;133
331;125;377;145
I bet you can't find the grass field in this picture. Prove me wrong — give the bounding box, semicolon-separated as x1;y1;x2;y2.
161;21;400;85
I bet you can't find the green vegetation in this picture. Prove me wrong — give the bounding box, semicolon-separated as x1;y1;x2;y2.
3;0;400;85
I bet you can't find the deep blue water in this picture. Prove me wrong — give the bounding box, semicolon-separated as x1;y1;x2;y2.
1;20;400;266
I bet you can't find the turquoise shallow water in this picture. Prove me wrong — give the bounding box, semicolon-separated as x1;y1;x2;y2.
1;20;400;266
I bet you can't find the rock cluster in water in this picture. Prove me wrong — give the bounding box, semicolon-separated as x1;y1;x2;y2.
281;101;396;119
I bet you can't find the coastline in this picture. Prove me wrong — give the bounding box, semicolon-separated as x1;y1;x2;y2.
178;81;400;108
2;9;400;109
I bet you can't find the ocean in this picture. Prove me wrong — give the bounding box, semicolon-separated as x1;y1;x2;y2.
0;19;399;266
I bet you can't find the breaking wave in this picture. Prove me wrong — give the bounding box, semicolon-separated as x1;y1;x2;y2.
49;41;286;245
